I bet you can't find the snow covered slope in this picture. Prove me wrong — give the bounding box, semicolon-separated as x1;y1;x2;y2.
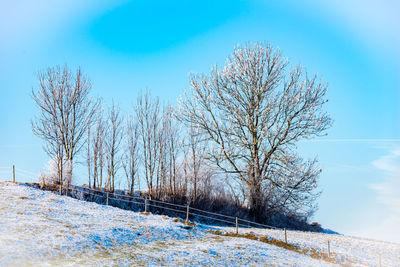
0;182;399;266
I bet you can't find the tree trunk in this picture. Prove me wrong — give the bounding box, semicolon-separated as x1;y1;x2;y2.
248;183;264;221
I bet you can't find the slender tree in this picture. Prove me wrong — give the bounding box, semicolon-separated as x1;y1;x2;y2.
86;101;105;189
123;115;140;195
105;102;123;192
135;92;161;198
185;123;207;202
166;106;180;195
87;124;92;188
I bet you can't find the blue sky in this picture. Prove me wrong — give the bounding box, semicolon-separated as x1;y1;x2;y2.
0;0;399;243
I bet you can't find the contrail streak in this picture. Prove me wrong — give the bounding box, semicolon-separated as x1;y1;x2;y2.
302;139;400;143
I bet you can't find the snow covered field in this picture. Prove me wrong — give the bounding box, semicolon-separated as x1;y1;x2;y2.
0;182;399;266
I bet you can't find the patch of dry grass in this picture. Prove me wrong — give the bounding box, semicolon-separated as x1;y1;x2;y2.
208;230;355;266
184;220;196;227
171;217;196;227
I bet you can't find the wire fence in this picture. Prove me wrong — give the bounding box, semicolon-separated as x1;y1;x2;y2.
65;183;279;231
1;165;283;231
0;166;38;183
1;165;280;231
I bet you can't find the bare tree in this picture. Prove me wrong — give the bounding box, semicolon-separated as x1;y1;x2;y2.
123;115;140;195
156;106;181;198
98;117;105;189
166;106;181;196
105;102;123;192
94;113;105;189
87;123;92;188
156;109;167;197
185;123;207;202
135;92;161;198
86;101;105;189
32;65;96;187
179;43;332;219
181;139;190;198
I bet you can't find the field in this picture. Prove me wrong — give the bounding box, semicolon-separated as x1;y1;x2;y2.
0;182;399;266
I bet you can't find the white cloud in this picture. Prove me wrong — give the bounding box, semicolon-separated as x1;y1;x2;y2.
371;147;400;206
366;147;400;243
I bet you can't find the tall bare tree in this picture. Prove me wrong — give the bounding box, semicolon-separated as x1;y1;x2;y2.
87;123;92;188
185;123;207;202
179;43;332;219
94;113;105;189
86;101;105;189
105;102;123;192
123;115;140;195
98;115;105;188
135;92;161;198
32;65;96;187
156;110;167;197
166;106;181;195
157;106;179;198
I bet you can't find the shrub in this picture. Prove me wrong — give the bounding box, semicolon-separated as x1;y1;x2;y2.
39;159;73;188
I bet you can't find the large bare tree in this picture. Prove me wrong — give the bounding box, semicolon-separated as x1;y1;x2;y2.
32;65;96;186
179;43;332;219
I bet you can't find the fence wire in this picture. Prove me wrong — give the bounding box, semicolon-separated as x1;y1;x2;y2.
16;168;38;176
67;184;278;230
2;165;280;231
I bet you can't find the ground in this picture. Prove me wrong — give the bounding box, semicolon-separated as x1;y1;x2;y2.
0;182;399;266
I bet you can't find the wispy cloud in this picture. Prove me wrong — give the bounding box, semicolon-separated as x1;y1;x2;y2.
371;147;400;209
302;138;400;143
367;147;400;243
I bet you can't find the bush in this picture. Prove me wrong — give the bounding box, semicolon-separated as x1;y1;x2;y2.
39;159;73;188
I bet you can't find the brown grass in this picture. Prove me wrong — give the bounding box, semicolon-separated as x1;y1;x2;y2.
183;220;196;227
171;217;197;227
208;230;355;265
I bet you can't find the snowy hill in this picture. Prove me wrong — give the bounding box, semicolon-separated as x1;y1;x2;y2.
0;182;399;266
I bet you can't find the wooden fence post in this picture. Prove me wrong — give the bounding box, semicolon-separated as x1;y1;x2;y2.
106;191;109;206
284;228;287;243
12;165;15;183
328;240;330;257
185;204;190;223
236;217;238;234
145;197;147;213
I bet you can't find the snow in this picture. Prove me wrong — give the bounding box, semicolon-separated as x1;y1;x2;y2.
215;225;400;267
0;182;399;266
